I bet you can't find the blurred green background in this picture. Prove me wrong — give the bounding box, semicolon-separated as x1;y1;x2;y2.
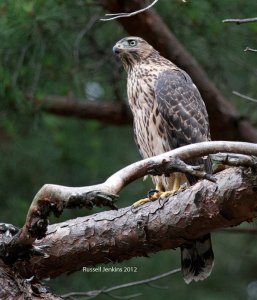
1;0;257;299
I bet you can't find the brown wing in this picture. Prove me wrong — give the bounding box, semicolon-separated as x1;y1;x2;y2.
155;69;212;182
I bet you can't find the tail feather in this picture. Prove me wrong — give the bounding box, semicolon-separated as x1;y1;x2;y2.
181;233;214;284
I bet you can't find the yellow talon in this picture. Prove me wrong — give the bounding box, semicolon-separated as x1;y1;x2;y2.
132;174;183;208
132;198;152;208
132;191;162;208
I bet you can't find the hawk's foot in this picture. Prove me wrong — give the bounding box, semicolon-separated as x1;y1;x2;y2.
133;185;186;208
158;183;186;198
132;174;185;208
132;189;162;208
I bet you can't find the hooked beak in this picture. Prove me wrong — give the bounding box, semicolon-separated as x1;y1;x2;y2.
112;43;122;54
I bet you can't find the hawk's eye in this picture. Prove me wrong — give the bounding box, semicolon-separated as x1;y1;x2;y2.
129;40;137;47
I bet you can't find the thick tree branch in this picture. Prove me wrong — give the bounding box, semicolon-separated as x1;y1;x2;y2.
38;95;133;125
14;166;257;280
100;0;257;142
3;141;257;265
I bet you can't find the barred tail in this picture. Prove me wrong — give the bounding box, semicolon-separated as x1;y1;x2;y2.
181;233;214;284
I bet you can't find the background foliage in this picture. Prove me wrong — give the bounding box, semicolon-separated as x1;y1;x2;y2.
1;0;257;299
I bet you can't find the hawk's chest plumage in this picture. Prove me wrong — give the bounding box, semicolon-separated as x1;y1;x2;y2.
127;64;170;159
126;62;183;191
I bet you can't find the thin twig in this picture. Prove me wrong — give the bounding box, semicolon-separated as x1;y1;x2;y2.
100;0;159;21
233;91;257;103
244;47;257;53
62;268;180;299
222;17;257;24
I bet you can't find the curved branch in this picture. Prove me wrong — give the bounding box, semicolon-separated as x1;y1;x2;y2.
15;166;257;280
4;141;257;264
2;142;256;266
104;141;257;193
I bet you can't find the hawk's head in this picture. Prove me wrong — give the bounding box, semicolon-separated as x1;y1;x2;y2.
113;37;156;71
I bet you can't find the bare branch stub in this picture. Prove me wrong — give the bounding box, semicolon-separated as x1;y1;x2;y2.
1;186;118;264
244;47;257;53
223;17;257;24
